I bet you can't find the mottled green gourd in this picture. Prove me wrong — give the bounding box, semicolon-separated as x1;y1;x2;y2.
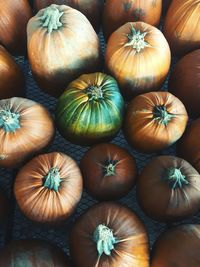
125;27;151;53
153;105;175;125
165;168;189;189
40;4;64;33
43;167;61;192
0;110;20;132
93;224;117;256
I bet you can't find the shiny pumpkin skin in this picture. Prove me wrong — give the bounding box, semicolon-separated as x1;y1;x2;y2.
177;119;200;174
163;0;200;57
80;143;137;200
123;91;188;153
0;0;32;55
27;4;102;97
0;189;9;224
137;156;200;222
56;73;125;146
0;239;71;267
14;152;83;223
105;22;171;100
151;224;200;267
33;0;104;32
0;45;25;99
70;202;150;267
0;97;55;168
103;0;162;40
169;49;200;118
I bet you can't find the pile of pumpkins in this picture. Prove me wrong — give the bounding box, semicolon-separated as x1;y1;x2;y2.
0;0;200;266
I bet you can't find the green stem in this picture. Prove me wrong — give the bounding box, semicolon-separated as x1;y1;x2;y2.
104;163;116;176
124;27;151;53
93;224;117;256
153;105;175;125
85;86;103;101
0;110;20;132
165;168;189;189
43;167;61;192
40;4;64;33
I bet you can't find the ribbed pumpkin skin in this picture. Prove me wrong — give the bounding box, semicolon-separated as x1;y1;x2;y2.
103;0;162;40
27;4;102;97
0;45;25;99
0;239;71;267
33;0;104;32
164;0;200;57
56;73;125;146
0;0;32;55
105;22;171;100
14;152;83;223
70;202;150;267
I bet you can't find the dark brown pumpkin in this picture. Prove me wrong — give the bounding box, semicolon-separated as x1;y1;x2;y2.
0;0;32;55
137;156;200;222
27;4;102;97
80;143;137;200
0;45;25;99
14;152;83;223
0;97;55;168
0;239;71;266
70;202;150;267
151;224;200;267
123;91;188;153
33;0;104;32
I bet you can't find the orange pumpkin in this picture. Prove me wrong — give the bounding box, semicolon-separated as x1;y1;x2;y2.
0;97;55;168
14;152;83;224
105;22;171;100
33;0;104;32
27;4;102;97
123;91;188;153
0;0;32;55
103;0;162;40
164;0;200;57
0;45;25;99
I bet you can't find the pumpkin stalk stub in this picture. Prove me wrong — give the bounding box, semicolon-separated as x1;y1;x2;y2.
40;4;64;33
43;167;61;192
104;163;116;176
85;86;103;101
125;27;151;53
93;224;117;256
0;110;20;132
165;168;189;189
153;105;175;125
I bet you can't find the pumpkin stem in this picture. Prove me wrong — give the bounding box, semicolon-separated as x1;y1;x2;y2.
104;163;116;176
124;27;151;53
40;4;64;33
85;86;103;101
93;224;117;257
165;168;189;189
43;167;61;192
153;105;175;125
0;110;20;132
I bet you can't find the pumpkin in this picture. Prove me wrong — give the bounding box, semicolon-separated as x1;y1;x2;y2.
151;224;200;267
137;155;200;222
0;97;55;168
0;45;25;99
169;49;200;118
70;202;149;267
27;4;102;97
14;152;83;223
105;22;171;100
163;0;200;57
80;143;137;200
177;118;200;174
123;91;188;153
33;0;104;32
0;239;71;266
103;0;162;41
0;189;9;224
0;0;32;55
55;72;125;146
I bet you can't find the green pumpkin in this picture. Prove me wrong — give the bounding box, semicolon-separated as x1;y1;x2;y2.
55;72;125;145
